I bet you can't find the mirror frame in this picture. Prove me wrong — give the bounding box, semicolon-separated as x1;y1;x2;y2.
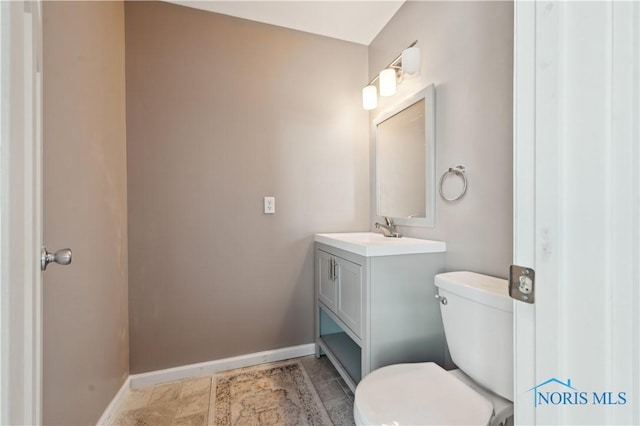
374;84;436;228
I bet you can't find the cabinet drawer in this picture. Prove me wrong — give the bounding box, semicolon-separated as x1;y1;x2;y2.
317;250;337;311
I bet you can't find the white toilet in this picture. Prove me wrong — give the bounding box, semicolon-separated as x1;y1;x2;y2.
353;271;514;426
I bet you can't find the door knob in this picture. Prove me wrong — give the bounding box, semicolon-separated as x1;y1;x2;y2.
41;247;72;271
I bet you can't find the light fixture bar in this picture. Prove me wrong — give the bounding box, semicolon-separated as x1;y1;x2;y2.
364;40;418;87
361;40;420;110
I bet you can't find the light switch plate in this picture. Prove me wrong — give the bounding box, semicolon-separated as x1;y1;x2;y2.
264;196;275;214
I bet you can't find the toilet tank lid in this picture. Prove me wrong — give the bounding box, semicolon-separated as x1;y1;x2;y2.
435;271;512;312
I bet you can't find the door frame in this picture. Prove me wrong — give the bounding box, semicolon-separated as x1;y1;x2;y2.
512;1;536;423
0;1;43;424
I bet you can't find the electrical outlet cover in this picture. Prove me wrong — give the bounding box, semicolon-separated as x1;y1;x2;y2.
264;196;275;214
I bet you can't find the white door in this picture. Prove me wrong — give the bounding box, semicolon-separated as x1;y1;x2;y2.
513;1;640;425
0;1;43;425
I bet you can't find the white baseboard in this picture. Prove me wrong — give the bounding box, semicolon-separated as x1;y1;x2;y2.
129;343;315;389
96;375;131;426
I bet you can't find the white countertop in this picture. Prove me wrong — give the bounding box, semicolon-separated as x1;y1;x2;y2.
314;232;446;257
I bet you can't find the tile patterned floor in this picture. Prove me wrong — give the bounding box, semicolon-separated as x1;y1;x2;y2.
111;355;355;426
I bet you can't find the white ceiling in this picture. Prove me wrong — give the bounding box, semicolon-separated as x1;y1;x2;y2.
166;1;405;45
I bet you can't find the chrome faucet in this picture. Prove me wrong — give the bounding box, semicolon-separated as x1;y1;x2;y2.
375;217;403;238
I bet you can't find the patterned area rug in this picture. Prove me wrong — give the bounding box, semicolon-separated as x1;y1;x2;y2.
211;360;333;426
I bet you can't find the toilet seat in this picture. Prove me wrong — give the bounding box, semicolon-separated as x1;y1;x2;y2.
354;362;494;426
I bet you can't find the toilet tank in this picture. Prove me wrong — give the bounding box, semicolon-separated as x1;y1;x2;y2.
435;271;513;401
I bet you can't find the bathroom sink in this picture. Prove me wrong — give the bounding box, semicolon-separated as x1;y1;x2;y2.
314;232;446;257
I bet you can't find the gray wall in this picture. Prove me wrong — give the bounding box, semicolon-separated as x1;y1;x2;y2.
43;2;129;424
125;2;369;373
369;1;514;277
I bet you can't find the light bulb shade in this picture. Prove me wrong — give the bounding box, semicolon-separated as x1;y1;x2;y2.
379;68;397;97
362;85;378;110
402;46;421;77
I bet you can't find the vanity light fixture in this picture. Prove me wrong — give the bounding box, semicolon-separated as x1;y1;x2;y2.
362;85;378;110
379;69;397;97
401;46;420;76
362;40;420;110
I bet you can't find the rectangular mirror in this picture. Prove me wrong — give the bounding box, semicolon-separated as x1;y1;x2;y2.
374;84;435;227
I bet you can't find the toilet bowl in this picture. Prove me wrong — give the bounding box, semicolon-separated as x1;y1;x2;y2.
353;271;514;426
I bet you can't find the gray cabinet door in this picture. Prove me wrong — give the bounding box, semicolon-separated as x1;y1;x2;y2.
336;257;363;338
317;250;337;311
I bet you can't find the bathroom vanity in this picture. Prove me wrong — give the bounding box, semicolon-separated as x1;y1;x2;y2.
314;232;446;392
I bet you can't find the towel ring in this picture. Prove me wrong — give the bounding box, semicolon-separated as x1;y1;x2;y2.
439;165;467;201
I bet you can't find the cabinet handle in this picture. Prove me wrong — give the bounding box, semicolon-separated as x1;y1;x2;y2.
329;259;336;280
332;259;338;280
